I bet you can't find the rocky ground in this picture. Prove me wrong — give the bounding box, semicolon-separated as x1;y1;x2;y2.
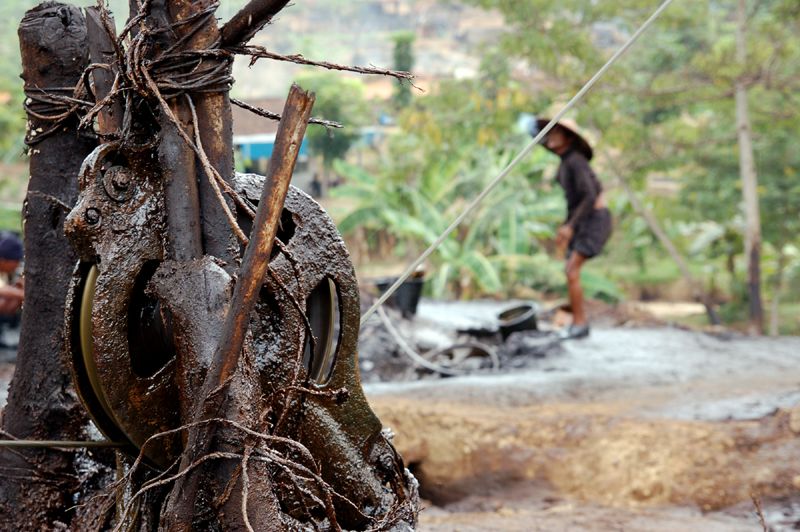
363;299;800;531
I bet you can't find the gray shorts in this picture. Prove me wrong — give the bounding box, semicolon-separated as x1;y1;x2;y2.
568;208;612;259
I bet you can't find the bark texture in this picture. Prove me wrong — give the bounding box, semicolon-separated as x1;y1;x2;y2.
0;3;107;531
769;241;786;338
220;0;291;48
168;0;239;271
735;0;764;335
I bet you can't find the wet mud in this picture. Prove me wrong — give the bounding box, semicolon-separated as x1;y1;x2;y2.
357;296;661;383
358;301;800;531
3;300;800;530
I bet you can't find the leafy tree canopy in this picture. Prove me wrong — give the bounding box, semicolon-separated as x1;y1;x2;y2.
296;71;370;168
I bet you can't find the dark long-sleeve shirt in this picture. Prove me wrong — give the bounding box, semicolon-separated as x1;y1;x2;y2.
556;147;603;229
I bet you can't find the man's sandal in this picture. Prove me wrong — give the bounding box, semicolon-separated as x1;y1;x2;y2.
558;323;590;340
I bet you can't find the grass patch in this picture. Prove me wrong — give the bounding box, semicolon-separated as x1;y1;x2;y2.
668;302;800;336
770;303;800;336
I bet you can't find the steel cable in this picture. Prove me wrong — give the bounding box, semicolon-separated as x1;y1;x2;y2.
360;0;678;327
377;305;462;376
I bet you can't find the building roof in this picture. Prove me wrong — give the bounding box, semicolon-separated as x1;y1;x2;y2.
231;98;285;136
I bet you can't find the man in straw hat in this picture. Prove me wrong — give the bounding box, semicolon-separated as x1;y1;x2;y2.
533;117;612;339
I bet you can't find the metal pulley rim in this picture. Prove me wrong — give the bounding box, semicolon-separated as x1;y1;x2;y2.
79;264;121;427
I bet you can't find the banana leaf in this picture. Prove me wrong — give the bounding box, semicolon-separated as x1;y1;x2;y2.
461;250;502;293
332;159;377;187
429;262;455;298
337;205;384;235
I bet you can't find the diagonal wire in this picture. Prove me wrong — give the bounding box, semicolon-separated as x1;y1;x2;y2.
376;306;462;376
360;0;678;327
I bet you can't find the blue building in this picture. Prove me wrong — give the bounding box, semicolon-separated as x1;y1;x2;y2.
232;99;316;194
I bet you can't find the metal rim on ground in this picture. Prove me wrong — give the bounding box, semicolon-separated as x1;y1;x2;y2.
377;306;500;375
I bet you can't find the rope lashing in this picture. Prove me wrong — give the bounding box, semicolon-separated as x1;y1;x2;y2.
360;0;678;327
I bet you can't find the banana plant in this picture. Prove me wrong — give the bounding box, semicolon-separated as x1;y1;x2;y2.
331;147;622;301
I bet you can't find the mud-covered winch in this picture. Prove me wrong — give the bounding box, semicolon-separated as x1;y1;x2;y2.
62;104;417;532
6;0;420;530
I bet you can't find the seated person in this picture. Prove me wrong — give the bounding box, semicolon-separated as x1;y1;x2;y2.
0;233;24;319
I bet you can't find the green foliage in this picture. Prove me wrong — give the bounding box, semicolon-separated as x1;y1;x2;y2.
326;29;633;301
0;205;22;233
462;0;603;81
333;154;544;299
455;0;800;321
391;31;415;110
296;72;370;169
332;130;622;301
0;0;30;162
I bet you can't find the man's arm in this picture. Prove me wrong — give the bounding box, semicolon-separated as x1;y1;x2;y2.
0;284;24;315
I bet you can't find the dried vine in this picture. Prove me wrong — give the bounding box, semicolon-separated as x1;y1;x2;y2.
232;45;421;90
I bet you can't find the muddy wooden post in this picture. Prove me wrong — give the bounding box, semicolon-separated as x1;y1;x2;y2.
135;0;295;270
201;83;314;421
141;1;204;262
85;7;124;136
220;0;291;48
169;0;238;269
183;0;294;269
0;4;101;530
163;83;315;531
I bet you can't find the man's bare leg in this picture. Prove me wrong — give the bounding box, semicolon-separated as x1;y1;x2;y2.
565;252;587;327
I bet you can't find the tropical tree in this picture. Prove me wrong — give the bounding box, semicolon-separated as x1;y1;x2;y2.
391;31;416;110
296;71;370;188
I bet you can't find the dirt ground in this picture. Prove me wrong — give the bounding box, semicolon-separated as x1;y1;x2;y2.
3;301;800;530
363;300;800;531
417;503;762;531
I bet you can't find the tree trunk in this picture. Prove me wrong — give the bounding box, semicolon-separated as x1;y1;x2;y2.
735;0;764;335
0;4;110;531
769;241;787;338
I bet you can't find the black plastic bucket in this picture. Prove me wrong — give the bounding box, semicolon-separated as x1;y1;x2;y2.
498;303;539;341
374;277;425;318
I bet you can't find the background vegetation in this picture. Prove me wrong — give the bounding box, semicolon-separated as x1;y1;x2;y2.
0;0;798;333
316;0;800;334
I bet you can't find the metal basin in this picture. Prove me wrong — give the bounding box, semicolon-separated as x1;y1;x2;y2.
498;303;539;340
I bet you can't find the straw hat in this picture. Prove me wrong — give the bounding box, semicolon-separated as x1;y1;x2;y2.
536;117;593;161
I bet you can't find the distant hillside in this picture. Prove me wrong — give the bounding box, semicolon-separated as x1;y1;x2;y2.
230;0;506;99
